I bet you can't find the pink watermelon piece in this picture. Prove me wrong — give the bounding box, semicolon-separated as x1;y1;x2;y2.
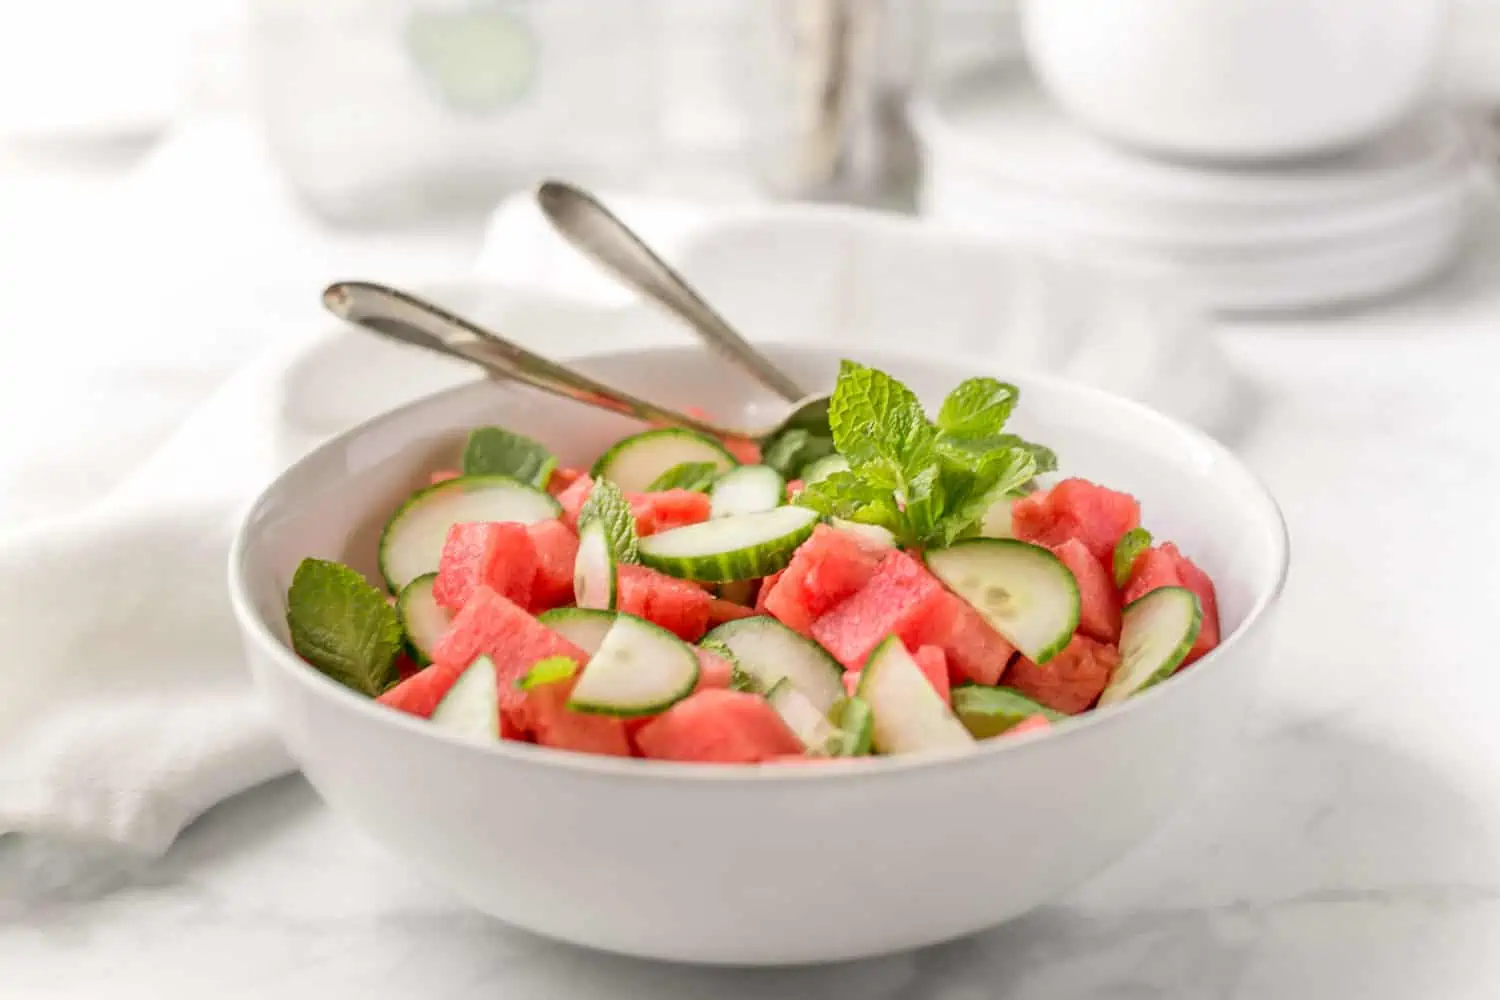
633;489;712;535
811;550;950;670
1051;537;1122;644
1012;478;1141;565
392;652;422;683
707;597;756;626
842;670;861;697
762;524;884;637
429;468;460;485
377;661;462;718
693;646;736;692
635;689;803;763
1007;714;1052;736
912;645;952;704
526;520;579;612
514;676;631;757
915;590;1016;686
547;466;586;497
617;564;713;642
432;522;537;612
755;570;784;615
556;475;595;531
1006;635;1120;715
785;479;805;499
724;438;761;465
1124;542;1221;663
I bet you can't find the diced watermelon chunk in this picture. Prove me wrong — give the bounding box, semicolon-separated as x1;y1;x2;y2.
633;489;712;534
912;645;951;704
724;438;761;465
1051;537;1122;644
1007;714;1052;736
756;571;784;614
513;677;631;757
1006;635;1119;715
429;468;460;485
392;652;421;683
1012;478;1141;565
785;479;805;499
547;466;586;497
526;519;579;612
635;690;803;763
762;524;884;637
432;522;537;612
377;661;462;717
617;564;713;642
556;474;595;531
693;646;735;692
811;550;950;670
915;590;1016;686
1124;542;1221;663
707;597;756;625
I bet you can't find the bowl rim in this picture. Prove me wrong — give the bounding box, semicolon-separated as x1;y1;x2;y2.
228;340;1289;784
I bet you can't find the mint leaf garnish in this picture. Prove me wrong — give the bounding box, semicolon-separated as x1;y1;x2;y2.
761;427;836;478
516;655;580;690
937;378;1019;438
462;427;557;488
828;360;935;477
577;478;638;563
287;558;403;697
647;461;718;493
1113;527;1153;587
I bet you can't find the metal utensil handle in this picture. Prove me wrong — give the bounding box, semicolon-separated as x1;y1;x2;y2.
534;180;810;404
322;281;747;441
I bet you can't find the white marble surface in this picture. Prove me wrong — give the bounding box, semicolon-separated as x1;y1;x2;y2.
8;133;1500;998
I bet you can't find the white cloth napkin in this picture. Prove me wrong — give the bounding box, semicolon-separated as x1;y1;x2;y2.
0;180;1237;864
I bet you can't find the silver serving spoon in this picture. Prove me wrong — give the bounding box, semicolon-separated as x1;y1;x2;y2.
322;281;831;445
534;179;815;406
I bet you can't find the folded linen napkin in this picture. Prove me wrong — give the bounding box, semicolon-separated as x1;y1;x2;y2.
0;188;1237;866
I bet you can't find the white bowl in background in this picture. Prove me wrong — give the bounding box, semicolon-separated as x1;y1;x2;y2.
1019;0;1451;162
229;343;1288;964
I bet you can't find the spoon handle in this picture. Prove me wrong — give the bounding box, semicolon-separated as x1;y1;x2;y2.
535;180;810;404
322;281;748;442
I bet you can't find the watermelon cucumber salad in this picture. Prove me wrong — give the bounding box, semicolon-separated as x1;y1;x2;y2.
285;361;1221;764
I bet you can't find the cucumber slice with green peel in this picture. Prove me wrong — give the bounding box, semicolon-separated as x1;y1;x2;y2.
537;607;617;654
379;475;561;592
977;495;1016;538
591;428;738;493
1097;586;1202;707
829;695;874;756
573;520;618;611
638;506;819;582
800;453;849;485
516;656;580;691
951;685;1065;739
857;637;975;755
430;656;500;741
924;538;1080;664
395;573;450;665
709;465;785;518
567;614;700;717
765;679;844;756
829;518;897;550
702;616;844;713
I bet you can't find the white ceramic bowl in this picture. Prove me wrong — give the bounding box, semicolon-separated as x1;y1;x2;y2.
1019;0;1450;162
229;343;1288;965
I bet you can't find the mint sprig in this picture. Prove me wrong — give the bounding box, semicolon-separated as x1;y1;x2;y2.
647;461;718;493
577;478;639;563
795;361;1056;548
1113;527;1153;587
286;558;403;697
462;426;558;489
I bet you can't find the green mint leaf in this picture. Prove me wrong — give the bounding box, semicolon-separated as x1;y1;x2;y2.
937;378;1019;437
577;479;639;563
828;360;935;477
1113;527;1153;587
516;655;580;690
901;465;947;547
646;461;718;493
761;428;837;478
462;427;558;488
286;558;403;697
938;449;1038;546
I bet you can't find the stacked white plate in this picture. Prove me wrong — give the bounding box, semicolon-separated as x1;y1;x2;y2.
912;68;1482;314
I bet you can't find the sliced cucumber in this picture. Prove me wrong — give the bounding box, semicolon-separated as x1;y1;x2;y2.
379;475;561;592
430;656;499;741
591;428;738;493
830;518;897;550
710;465;785;518
567;614;700;717
857;637;974;755
395;573;450;665
537;607;617;654
638;506;819;582
1097;586;1202;707
516;655;580;691
800;453;849;485
977;495;1016;538
951;685;1065;739
573;519;618;611
765;679;843;756
829;695;874;756
702;616;844;713
924;539;1080;664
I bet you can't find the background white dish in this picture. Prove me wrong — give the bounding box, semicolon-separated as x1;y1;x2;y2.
230;343;1287;964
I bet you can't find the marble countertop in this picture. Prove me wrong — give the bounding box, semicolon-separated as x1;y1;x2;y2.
8;132;1500;1000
